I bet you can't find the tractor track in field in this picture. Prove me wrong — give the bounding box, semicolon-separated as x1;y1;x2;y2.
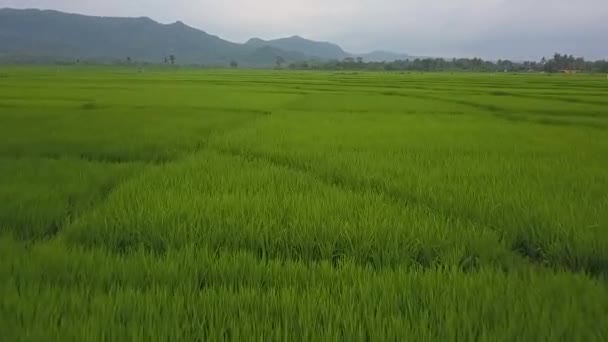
0;153;171;165
6;112;271;244
210;144;608;279
278;86;607;129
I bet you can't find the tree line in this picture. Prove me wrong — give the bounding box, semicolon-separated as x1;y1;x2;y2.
7;52;605;73
286;53;608;73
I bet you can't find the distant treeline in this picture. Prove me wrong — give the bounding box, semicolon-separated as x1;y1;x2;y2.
2;52;607;73
288;53;608;73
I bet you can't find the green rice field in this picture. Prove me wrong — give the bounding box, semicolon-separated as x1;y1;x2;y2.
1;66;607;340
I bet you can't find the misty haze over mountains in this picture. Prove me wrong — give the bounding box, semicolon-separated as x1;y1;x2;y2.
0;8;411;66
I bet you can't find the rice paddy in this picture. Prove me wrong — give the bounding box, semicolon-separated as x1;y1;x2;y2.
1;66;607;340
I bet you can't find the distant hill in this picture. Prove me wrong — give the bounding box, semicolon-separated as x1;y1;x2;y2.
245;36;349;60
0;9;229;64
0;8;410;65
0;8;311;66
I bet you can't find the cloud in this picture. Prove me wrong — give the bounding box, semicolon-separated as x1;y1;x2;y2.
1;0;607;59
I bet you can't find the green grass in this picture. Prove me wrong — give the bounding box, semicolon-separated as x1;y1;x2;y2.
1;66;607;340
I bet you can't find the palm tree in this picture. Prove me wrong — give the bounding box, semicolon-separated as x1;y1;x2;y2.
169;55;176;65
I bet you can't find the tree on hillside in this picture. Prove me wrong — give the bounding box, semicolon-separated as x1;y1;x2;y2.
169;55;176;65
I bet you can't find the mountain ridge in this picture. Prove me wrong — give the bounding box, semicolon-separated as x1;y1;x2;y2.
244;35;349;60
0;8;409;65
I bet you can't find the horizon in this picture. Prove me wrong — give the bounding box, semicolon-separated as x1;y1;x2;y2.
1;1;607;60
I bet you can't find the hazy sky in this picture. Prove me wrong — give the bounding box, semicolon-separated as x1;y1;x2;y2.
1;0;607;60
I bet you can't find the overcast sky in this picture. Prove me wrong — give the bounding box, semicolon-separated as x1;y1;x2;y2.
1;0;607;60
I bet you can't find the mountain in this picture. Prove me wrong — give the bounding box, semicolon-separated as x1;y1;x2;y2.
245;36;349;60
356;50;410;62
0;8;311;66
0;8;410;65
